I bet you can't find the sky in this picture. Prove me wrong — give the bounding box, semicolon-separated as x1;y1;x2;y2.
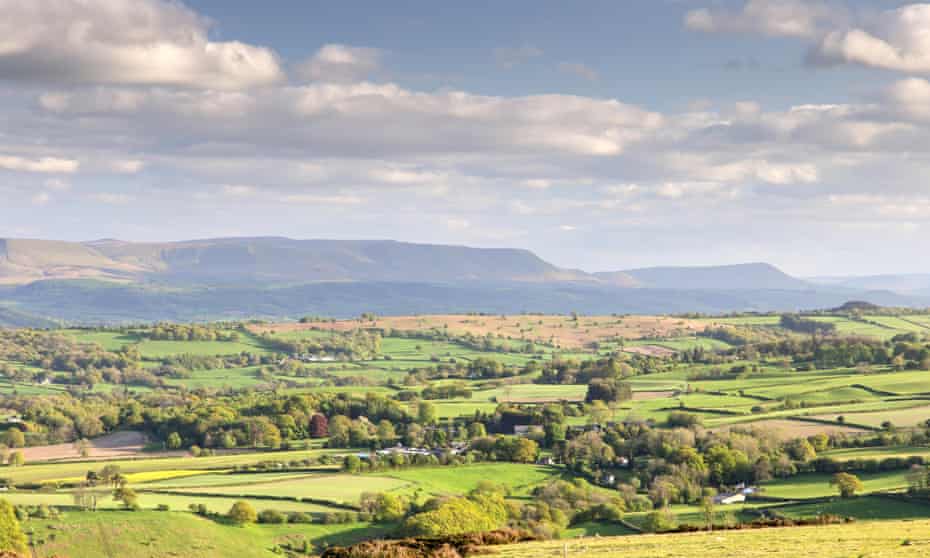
3;0;930;276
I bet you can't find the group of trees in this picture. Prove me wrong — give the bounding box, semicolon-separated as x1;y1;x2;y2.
260;330;382;360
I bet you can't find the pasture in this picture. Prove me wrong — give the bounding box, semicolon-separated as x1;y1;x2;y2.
489;519;930;558
251;314;709;349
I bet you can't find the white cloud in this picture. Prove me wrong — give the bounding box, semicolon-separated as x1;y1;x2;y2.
0;0;282;88
279;194;364;205
368;167;445;186
296;44;382;82
813;5;930;73
39;83;665;158
557;62;599;82
108;159;145;174
685;0;840;38
31;192;51;206
521;179;552;189
221;184;257;197
0;154;79;173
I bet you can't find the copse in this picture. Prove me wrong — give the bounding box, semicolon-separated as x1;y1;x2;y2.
584;379;632;404
227;501;257;525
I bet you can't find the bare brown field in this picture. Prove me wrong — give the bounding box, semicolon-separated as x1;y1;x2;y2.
716;419;869;440
250;314;707;349
19;431;185;462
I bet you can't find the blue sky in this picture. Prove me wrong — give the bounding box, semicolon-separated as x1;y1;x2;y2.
2;0;930;275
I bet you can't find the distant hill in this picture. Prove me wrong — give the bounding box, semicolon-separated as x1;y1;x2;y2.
809;273;930;295
611;263;812;291
0;237;592;285
1;238;927;323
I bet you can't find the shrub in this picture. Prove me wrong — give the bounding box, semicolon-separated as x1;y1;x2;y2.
227;501;257;525
258;509;286;524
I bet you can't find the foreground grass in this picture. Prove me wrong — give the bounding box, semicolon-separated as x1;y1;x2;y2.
26;510;391;558
489;519;930;557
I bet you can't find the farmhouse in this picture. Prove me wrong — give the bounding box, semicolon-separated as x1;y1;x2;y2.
713;492;746;505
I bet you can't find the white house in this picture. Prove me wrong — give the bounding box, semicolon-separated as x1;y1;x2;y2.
713;492;746;505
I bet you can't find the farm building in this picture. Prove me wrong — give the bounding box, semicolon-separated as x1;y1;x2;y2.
713;492;746;505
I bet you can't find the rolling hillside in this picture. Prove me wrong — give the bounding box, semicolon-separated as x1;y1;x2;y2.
1;237;592;285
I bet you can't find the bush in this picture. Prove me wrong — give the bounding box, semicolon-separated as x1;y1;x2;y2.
258;509;286;524
227;501;257;525
287;512;314;524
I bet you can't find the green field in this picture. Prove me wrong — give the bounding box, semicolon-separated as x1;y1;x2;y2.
26;511;394;558
161;473;410;505
378;463;563;498
760;470;910;499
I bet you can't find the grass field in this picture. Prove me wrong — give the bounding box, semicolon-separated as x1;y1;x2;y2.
26;510;394;558
760;470;910;499
809;405;930;428
163;474;410;505
378;463;563;498
489;519;930;557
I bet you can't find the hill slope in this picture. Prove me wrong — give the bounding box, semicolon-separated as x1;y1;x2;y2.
0;237;592;285
489;519;930;558
614;263;812;290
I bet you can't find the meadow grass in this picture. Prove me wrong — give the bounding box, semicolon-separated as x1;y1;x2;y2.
488;519;930;557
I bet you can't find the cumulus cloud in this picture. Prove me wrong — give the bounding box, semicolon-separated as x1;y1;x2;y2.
812;4;930;73
0;0;282;88
38;83;665;158
0;154;79;173
685;0;841;38
296;44;382;82
688;2;930;75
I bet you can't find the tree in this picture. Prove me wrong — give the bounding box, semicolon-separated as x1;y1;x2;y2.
113;486;140;510
641;507;678;533
328;415;352;447
831;472;864;498
310;414;329;438
74;438;91;458
417;401;437;425
166;432;183;449
376;420;396;444
227;500;257;525
404;496;502;537
7;452;23;468
701;493;716;531
467;422;486;438
3;429;23;449
585;379;632;404
0;499;27;555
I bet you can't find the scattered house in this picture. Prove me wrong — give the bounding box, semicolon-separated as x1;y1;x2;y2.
357;442;468;461
537;456;556;466
598;473;616;487
617;456;630;467
713;492;746;505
